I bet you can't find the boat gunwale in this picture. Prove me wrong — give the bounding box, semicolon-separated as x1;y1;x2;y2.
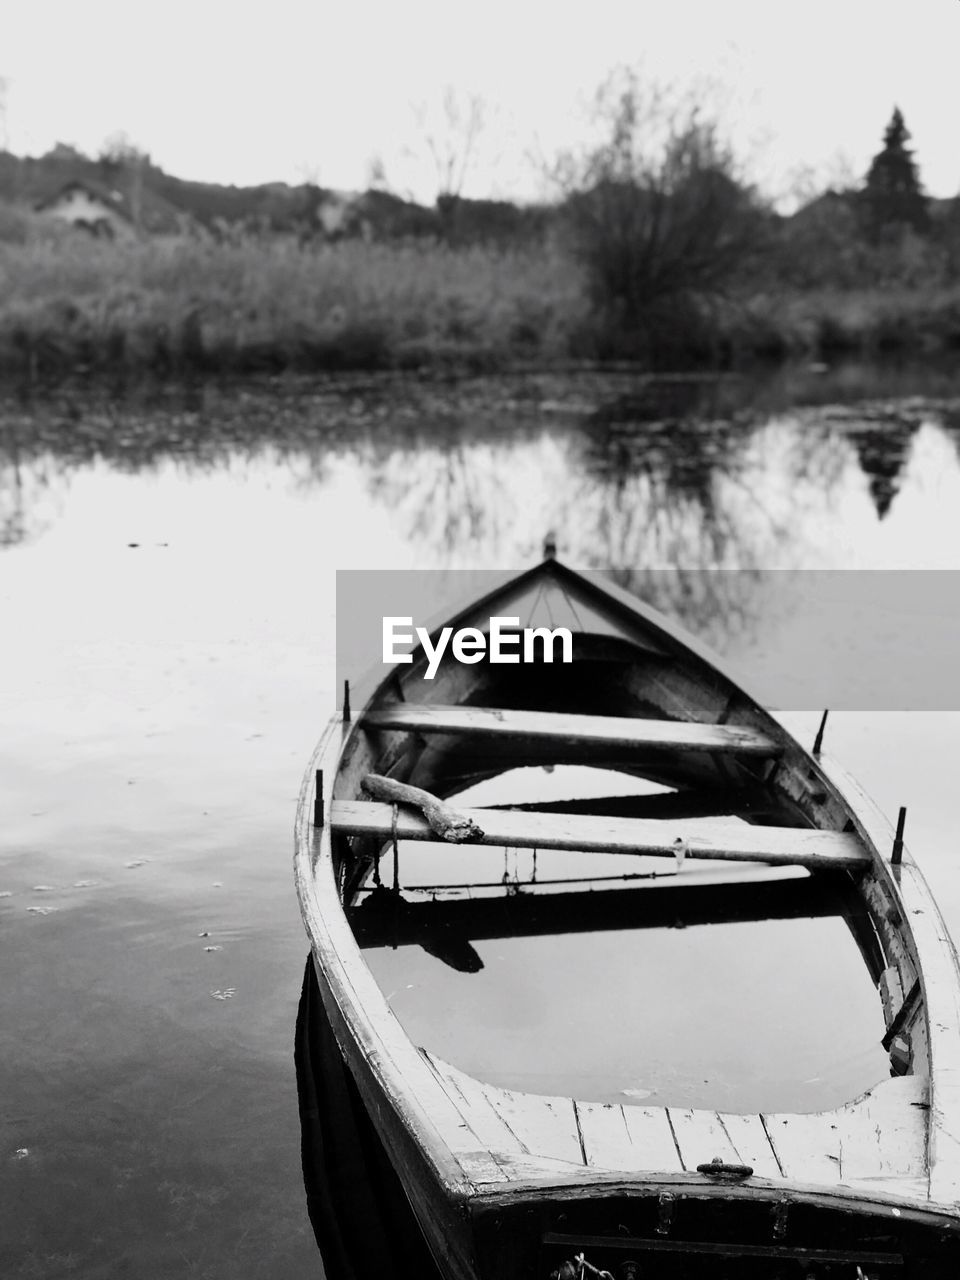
294;718;480;1199
817;750;960;1207
464;1167;960;1232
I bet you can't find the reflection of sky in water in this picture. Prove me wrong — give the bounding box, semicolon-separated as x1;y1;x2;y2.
367;917;886;1113
5;395;960;571
4;371;960;1274
357;765;889;1111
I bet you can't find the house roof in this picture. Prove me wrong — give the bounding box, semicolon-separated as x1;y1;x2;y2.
35;179;130;218
35;177;193;233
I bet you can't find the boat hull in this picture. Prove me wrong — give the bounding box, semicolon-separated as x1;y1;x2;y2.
301;937;960;1279
470;1184;960;1278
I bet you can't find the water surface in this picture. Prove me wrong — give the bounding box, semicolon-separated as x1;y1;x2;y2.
4;364;960;1276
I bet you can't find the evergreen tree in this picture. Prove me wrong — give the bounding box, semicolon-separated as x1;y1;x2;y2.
862;107;928;237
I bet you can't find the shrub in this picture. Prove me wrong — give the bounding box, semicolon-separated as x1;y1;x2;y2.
553;70;769;360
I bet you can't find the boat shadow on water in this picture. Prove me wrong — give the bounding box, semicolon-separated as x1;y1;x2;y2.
295;954;444;1280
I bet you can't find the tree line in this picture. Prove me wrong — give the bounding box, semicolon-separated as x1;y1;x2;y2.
552;73;955;360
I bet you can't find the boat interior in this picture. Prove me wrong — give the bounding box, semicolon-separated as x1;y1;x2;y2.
332;590;929;1104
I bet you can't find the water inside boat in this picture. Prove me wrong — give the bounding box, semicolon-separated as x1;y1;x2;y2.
351;766;891;1114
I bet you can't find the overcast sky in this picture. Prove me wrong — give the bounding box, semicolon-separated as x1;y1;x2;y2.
4;0;958;205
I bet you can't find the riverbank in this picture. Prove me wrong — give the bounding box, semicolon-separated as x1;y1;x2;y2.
4;232;960;379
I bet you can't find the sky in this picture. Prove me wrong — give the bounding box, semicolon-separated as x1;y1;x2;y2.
3;0;959;206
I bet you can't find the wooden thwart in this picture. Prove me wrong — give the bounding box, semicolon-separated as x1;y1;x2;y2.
363;703;780;757
332;801;870;869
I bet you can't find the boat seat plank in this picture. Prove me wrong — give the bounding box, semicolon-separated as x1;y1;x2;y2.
363;703;780;757
331;801;870;870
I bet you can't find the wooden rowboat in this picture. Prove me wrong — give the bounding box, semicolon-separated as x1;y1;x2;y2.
295;556;960;1277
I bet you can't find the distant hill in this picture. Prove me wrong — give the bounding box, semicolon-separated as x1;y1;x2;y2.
0;146;555;245
0;146;330;234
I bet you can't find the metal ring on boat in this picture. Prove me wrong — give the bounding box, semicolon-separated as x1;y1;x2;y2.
696;1157;755;1180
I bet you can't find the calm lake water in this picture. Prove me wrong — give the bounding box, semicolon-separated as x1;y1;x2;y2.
4;362;960;1277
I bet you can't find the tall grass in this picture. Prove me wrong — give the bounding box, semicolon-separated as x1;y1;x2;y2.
0;228;587;375
742;285;960;359
4;204;960;378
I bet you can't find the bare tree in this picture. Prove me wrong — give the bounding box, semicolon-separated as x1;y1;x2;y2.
366;154;390;192
554;69;767;360
420;87;484;200
414;86;486;237
780;152;858;213
99;130;150;168
99;131;151;232
0;77;9;151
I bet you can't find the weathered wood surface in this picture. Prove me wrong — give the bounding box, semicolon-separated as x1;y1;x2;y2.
717;1112;784;1180
766;1076;929;1192
669;1109;742;1168
621;1105;687;1173
422;1052;929;1196
879;964;906;1027
331;800;870;869
360;772;484;842
576;1100;685;1174
762;1109;844;1186
363;703;780;756
818;752;960;1207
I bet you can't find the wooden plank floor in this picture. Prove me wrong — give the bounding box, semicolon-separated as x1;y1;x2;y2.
421;1053;929;1196
363;703;780;757
332;801;870;870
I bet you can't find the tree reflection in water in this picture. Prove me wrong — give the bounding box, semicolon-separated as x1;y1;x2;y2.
834;410;921;521
0;372;956;589
355;378;939;646
361;428;555;564
0;422;70;548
